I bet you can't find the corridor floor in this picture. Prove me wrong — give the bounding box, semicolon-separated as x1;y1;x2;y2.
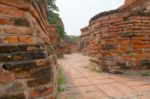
58;53;150;99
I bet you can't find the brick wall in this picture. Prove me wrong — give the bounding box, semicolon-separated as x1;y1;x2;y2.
120;0;150;12
0;0;57;99
80;7;150;71
49;24;64;58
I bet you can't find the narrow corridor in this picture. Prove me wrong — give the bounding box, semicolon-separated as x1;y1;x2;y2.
58;53;150;99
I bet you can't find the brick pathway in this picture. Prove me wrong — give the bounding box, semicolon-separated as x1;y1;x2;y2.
58;53;150;99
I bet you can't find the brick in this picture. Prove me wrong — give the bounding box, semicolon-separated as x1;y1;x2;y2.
27;45;44;51
0;81;24;93
27;67;52;87
5;36;18;43
19;36;33;43
11;51;47;61
0;44;29;53
14;18;30;27
4;25;33;35
35;59;50;67
0;4;26;18
0;29;4;34
122;32;135;37
102;44;117;50
0;93;25;99
0;0;57;98
46;96;56;99
0;16;10;25
0;71;15;83
30;86;54;98
15;70;31;79
110;12;130;19
0;53;12;62
101;18;123;24
3;61;35;71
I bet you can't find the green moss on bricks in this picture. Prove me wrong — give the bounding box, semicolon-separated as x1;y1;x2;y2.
140;59;150;66
14;18;30;27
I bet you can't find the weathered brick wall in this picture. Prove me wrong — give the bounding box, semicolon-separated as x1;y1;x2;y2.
0;0;57;99
80;3;150;71
120;0;150;12
70;43;79;53
49;24;64;58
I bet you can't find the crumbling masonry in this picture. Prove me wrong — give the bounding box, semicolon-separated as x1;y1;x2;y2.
0;0;57;99
80;0;150;71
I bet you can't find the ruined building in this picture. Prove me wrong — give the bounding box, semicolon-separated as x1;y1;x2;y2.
0;0;57;98
49;24;64;58
80;0;150;71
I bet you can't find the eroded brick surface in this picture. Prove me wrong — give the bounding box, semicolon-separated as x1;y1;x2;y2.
0;0;57;98
80;0;150;71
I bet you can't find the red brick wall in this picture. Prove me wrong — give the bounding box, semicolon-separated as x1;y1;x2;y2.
80;9;150;70
49;24;64;58
0;0;57;99
119;0;149;12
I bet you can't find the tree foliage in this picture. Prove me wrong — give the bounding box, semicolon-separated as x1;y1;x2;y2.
48;11;66;39
47;0;58;11
47;0;66;39
67;35;79;43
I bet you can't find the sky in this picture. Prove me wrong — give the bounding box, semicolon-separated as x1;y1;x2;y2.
56;0;124;36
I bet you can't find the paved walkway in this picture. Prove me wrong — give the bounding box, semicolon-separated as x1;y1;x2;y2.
58;53;150;99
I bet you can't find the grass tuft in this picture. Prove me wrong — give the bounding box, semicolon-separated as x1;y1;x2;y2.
57;65;67;93
84;62;101;73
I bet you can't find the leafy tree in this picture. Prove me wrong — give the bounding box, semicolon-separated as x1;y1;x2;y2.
48;11;66;39
68;35;79;43
48;0;59;11
47;0;66;39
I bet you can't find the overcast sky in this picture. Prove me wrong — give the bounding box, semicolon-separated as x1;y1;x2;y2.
56;0;124;36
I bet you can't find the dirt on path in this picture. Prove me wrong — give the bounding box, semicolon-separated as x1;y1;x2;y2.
58;53;150;99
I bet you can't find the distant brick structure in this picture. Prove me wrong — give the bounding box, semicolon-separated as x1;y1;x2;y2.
0;0;57;99
120;0;150;12
80;0;150;71
49;24;64;58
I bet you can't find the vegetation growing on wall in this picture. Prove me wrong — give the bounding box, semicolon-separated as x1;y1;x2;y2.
48;11;66;39
48;0;59;11
48;0;66;39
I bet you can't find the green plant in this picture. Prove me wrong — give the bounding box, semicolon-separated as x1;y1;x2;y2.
47;0;66;39
126;46;133;54
68;35;79;43
126;50;132;54
57;65;67;93
48;0;59;11
84;63;101;73
141;71;150;76
48;11;66;39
